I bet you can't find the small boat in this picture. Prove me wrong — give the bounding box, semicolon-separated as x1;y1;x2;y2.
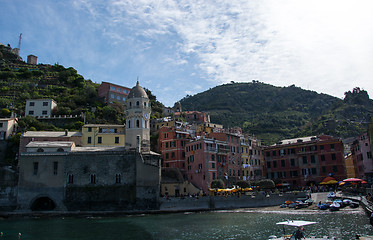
342;199;352;206
268;220;329;240
327;192;336;199
329;201;340;211
304;198;314;206
350;201;359;208
317;202;329;210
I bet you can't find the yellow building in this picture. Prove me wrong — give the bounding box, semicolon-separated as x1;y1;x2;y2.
81;124;125;147
345;153;357;178
196;122;223;134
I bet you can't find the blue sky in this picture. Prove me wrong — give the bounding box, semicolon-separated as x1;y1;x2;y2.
1;0;373;107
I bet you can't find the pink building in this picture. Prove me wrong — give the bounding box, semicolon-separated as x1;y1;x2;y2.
158;126;190;178
351;132;373;181
185;132;242;193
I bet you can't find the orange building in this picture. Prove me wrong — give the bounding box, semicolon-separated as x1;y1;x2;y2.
98;82;131;105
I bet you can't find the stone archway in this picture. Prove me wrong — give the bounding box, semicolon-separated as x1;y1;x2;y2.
30;196;56;211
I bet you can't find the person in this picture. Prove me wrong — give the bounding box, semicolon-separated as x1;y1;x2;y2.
294;227;305;240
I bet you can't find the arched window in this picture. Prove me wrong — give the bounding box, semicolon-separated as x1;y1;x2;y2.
144;102;147;107
129;102;132;107
128;120;131;128
136;101;140;106
37;148;44;152
136;120;140;128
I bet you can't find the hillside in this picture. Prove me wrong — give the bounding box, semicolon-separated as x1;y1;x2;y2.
179;81;373;145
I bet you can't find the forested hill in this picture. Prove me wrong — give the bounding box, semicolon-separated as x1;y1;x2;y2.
179;81;373;145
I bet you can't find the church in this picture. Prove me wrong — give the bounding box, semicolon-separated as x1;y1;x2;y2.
17;82;161;211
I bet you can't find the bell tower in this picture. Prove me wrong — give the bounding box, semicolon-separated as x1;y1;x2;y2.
125;81;151;152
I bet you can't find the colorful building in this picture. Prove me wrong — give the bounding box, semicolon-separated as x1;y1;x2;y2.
263;135;346;188
81;124;125;147
351;132;373;181
241;136;263;181
98;82;131;105
158;126;190;178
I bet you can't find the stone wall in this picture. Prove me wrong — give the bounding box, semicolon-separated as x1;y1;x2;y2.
0;167;18;210
159;192;307;211
17;150;161;211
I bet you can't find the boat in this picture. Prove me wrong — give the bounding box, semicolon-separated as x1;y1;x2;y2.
268;220;329;240
350;201;360;208
329;201;341;211
327;192;336;199
317;202;329;210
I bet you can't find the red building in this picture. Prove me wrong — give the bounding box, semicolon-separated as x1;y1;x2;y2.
184;132;242;193
263;135;346;188
98;82;131;105
158;126;190;178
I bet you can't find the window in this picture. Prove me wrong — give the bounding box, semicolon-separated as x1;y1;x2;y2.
33;162;38;175
90;174;96;184
136;120;140;128
311;168;316;174
110;94;115;99
57;148;64;152
88;127;92;132
98;137;102;144
128;120;131;128
144;102;147;107
311;155;316;163
291;159;295;166
115;137;119;144
116;96;121;100
37;148;44;152
321;155;325;161
123;89;127;94
171;152;175;158
0;123;2;127
333;165;338;172
43;102;48;106
331;153;336;160
88;137;92;144
29;102;35;106
117;87;121;91
281;160;285;167
303;156;307;164
29;111;34;115
136;101;140;106
111;86;116;90
68;174;74;184
53;162;58;175
320;145;324;150
331;144;335;150
166;153;169;159
273;161;277;168
42;110;48;115
115;174;121;184
322;166;326;173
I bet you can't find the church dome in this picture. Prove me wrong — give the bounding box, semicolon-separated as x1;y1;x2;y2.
128;81;148;99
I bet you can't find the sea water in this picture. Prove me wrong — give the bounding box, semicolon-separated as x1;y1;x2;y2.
0;208;372;240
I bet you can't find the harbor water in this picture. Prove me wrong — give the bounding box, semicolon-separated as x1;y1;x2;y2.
0;207;373;240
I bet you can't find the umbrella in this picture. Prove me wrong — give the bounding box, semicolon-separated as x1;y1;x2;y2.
343;178;364;182
320;180;338;185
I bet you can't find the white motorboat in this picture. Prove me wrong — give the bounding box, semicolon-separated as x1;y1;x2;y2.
268;220;330;240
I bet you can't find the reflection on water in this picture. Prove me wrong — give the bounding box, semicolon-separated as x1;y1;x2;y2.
0;208;372;240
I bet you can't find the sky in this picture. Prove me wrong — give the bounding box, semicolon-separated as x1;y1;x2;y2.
1;0;373;107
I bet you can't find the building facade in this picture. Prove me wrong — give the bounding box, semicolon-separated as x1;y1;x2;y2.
263;135;346;188
158;126;189;178
0;118;17;140
241;136;263;181
25;99;57;118
81;124;125;147
351;132;373;181
98;82;131;105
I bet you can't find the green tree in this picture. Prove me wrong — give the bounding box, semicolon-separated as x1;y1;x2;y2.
211;179;225;189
